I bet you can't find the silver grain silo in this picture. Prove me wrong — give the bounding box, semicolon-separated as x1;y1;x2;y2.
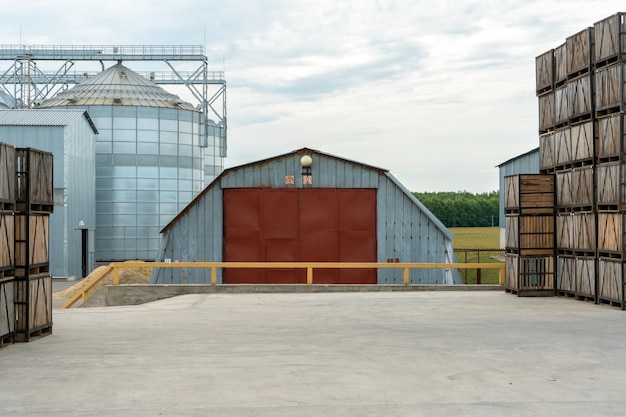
39;62;224;262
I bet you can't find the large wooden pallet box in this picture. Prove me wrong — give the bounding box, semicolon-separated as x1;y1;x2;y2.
504;174;555;215
15;148;54;214
597;258;624;308
0;275;15;346
0;213;14;271
536;49;555;95
0;142;16;212
594;12;626;67
505;254;555;296
14;214;49;278
14;273;52;342
567;27;594;77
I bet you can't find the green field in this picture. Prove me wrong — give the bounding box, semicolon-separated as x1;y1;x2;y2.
449;227;502;285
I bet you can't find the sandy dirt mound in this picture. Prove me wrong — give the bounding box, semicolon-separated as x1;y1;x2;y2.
55;261;153;300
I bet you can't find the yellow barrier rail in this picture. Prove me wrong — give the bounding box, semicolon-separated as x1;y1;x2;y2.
61;261;505;309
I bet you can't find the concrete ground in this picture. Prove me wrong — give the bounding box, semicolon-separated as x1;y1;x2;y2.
2;290;626;416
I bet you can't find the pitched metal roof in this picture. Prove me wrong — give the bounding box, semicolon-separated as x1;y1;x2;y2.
0;109;99;133
38;62;196;110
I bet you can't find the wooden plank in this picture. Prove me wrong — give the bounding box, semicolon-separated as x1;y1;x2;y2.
539;132;555;171
14;274;52;342
0;143;16;207
556;171;573;207
554;127;572;165
504;176;519;209
597;258;623;304
554;85;569;126
536;49;554;94
567;74;594;119
14;215;49;268
0;214;14;269
574;212;596;251
556;213;595;252
0;277;15;341
567;27;594;76
596;162;620;207
557;255;575;292
594;12;626;64
538;92;555;132
595;63;625;113
505;216;519;249
575;257;595;298
570;167;594;207
15;148;54;213
598;212;621;252
570;121;594;161
597;113;622;160
555;43;568;85
505;254;519;291
519;256;554;290
556;215;573;250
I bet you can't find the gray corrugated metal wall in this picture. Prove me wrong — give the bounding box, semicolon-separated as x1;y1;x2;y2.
152;150;461;284
0;115;96;278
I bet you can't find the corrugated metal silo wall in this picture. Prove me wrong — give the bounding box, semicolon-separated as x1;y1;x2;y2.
0;123;96;278
152;152;459;284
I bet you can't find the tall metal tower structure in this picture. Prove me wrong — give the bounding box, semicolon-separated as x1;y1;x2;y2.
0;45;226;155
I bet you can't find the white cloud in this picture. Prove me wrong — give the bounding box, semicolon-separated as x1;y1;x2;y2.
0;0;623;192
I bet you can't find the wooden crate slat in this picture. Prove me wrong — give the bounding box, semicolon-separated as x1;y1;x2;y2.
557;256;575;292
567;27;594;76
0;214;14;269
597;258;624;304
538;92;555;132
0;277;15;342
0;143;16;206
567;74;594;119
555;85;570;126
596;162;620;207
594;12;626;64
539;132;555;170
536;49;555;94
570;121;594;161
14;274;52;342
597;212;622;252
595;63;625;113
575;257;596;298
597;113;622;159
555;43;568;85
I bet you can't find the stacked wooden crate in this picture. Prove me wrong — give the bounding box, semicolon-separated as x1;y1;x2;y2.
0;143;16;346
13;148;53;342
594;12;626;307
504;174;555;296
538;26;598;303
530;12;626;308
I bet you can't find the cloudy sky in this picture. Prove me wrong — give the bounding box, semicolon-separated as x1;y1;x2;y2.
0;1;622;192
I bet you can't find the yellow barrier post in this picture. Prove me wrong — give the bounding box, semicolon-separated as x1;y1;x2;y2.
499;266;505;285
211;266;217;286
307;267;313;285
403;267;410;285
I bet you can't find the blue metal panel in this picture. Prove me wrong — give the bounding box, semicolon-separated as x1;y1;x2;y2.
0;111;96;278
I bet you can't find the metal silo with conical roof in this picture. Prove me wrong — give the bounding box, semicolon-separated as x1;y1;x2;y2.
40;62;224;262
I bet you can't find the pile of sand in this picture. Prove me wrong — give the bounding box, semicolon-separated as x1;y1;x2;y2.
55;261;153;300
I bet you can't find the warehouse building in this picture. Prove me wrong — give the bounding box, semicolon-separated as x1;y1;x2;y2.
152;148;461;285
0;109;98;278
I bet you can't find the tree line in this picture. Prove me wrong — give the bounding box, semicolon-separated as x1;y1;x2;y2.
412;191;499;228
